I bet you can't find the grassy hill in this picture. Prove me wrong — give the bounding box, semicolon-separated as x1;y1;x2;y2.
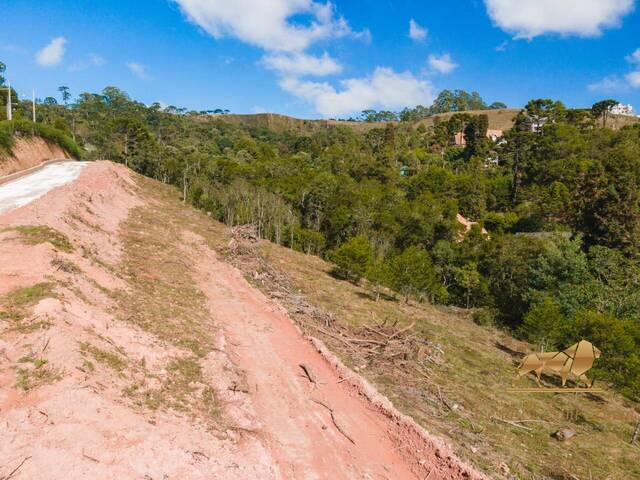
208;112;386;133
415;109;521;131
209;109;640;134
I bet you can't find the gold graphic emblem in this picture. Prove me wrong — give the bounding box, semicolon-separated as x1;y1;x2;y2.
508;340;603;393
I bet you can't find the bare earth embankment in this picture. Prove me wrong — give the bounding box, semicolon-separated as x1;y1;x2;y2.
0;161;485;479
0;137;71;177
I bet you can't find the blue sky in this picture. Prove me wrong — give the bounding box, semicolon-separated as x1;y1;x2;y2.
1;0;640;118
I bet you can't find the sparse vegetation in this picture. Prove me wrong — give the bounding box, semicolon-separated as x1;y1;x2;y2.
9;225;73;252
14;356;63;391
79;342;128;372
0;282;56;331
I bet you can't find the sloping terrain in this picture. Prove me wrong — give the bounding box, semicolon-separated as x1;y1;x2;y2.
0;137;71;177
0;161;485;479
244;240;640;479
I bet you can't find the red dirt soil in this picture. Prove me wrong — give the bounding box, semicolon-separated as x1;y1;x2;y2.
0;161;488;479
0;137;71;177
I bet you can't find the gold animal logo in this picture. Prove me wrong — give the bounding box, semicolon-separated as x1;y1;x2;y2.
515;340;602;389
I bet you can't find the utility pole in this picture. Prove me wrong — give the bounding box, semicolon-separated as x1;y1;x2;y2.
6;81;12;121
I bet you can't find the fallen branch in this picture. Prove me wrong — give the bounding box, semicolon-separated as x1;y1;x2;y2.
490;416;533;432
362;324;389;338
387;322;415;341
311;398;356;445
82;453;100;463
632;418;640;446
299;363;318;385
347;337;387;347
2;456;31;480
301;322;354;349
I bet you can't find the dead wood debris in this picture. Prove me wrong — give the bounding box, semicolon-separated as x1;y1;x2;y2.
632;418;640;446
311;398;356;445
226;225;447;406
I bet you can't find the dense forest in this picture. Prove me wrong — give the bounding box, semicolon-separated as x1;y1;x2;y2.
1;59;639;399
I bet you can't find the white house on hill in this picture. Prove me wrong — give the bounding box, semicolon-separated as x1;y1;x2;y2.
610;103;635;116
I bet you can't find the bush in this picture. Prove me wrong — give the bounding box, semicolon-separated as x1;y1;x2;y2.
388;246;448;303
518;295;566;350
560;310;640;399
472;308;496;326
328;236;373;282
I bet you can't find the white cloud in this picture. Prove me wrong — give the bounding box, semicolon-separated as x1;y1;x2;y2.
172;0;358;53
484;0;635;39
495;41;508;52
588;47;640;92
626;48;640;64
70;53;106;72
409;19;427;41
127;62;147;79
626;70;640;87
263;52;341;76
587;75;629;92
252;105;268;113
35;37;67;66
280;67;435;117
427;53;457;74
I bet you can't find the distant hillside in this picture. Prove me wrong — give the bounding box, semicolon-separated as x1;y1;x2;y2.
415;109;520;131
208;113;385;133
209;109;640;134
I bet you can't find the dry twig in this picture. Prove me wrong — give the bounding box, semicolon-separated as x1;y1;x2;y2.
311;398;356;444
1;456;31;480
299;363;318;385
490;416;533;432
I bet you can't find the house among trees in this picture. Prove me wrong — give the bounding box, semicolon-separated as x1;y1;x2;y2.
453;128;503;146
524;116;549;133
456;213;488;237
610;103;635;116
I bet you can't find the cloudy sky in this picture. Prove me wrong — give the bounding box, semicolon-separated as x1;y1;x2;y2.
1;0;639;118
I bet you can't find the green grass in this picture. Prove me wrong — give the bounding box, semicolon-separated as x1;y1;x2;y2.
79;342;128;372
9;225;73;252
14;356;63;391
0;282;56;332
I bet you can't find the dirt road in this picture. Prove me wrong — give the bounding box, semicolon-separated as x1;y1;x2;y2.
0;161;486;479
0;161;87;214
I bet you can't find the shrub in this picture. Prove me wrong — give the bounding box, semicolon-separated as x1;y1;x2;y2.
518;295;566;350
328;236;373;282
388;246;448;303
472;308;496;327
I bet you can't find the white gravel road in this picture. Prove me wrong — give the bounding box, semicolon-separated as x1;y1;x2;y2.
0;161;88;215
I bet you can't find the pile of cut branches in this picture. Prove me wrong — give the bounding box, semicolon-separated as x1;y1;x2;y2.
224;225;444;387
